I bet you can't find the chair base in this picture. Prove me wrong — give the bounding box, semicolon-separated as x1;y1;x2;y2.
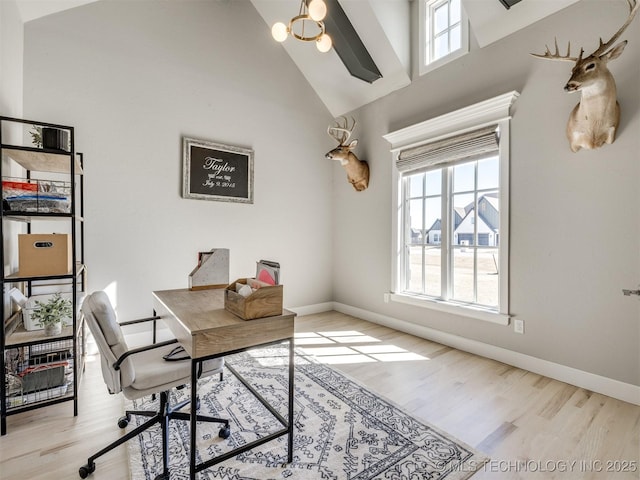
78;390;229;479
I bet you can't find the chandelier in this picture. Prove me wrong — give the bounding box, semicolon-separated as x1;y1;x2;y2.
271;0;332;53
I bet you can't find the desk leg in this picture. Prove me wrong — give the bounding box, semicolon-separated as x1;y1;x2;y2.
288;337;294;463
190;359;198;480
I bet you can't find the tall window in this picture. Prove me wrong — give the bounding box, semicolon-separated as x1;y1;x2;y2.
385;92;518;324
419;0;469;75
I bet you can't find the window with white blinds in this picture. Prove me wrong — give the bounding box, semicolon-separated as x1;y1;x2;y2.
396;125;499;173
384;92;518;324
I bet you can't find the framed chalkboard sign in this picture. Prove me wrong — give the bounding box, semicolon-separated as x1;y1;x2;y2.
182;137;254;204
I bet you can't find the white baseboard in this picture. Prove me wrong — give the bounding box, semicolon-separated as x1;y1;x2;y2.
330;302;640;406
287;302;335;317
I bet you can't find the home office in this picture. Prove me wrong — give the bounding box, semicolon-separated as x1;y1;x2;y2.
0;0;639;479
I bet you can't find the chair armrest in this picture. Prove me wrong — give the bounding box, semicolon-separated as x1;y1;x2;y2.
119;315;163;347
113;338;178;371
119;315;161;327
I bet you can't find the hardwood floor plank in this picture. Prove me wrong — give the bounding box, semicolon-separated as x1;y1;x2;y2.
537;384;580;420
477;421;519;454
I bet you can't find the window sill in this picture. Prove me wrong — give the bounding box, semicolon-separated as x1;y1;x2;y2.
389;293;510;325
419;48;468;77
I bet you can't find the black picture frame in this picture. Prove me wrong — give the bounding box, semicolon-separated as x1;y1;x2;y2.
182;137;254;204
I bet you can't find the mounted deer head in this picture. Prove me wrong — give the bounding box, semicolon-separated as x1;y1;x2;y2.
532;0;638;152
326;117;369;192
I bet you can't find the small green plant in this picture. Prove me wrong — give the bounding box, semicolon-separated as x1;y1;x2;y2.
29;125;42;148
32;293;72;328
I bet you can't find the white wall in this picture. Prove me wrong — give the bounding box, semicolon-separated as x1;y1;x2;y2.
333;0;640;386
1;0;24;317
0;0;22;118
23;0;335;318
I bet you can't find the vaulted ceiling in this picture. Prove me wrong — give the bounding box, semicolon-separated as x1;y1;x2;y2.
250;0;580;116
16;0;581;117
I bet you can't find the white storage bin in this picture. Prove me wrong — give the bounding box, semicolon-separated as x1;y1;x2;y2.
22;293;76;331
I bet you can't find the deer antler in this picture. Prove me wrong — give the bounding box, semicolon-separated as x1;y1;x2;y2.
532;0;638;61
327;116;356;146
531;38;581;62
591;0;638;57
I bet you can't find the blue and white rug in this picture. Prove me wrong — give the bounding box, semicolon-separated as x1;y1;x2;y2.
128;346;488;480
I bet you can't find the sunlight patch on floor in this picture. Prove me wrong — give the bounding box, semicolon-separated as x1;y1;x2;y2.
294;337;335;345
295;330;430;365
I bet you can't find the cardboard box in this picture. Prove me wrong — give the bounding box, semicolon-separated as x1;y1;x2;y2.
224;278;283;320
18;234;72;277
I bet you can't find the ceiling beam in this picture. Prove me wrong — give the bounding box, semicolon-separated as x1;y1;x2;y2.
497;0;523;10
322;0;382;83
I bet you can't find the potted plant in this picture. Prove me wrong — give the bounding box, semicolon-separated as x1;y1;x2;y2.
29;125;43;148
31;293;73;336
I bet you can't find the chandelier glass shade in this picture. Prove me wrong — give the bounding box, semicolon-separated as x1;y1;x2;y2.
272;0;332;53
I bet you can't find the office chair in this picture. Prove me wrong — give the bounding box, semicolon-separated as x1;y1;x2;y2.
78;291;230;480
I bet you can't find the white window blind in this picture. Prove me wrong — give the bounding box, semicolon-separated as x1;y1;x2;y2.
396;125;499;173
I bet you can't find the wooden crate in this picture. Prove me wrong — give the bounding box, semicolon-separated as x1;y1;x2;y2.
224;278;283;320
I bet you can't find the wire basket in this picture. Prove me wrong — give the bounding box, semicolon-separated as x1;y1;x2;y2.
2;177;71;214
4;339;74;408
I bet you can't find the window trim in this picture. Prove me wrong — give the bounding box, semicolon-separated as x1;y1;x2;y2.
390;292;510;324
419;0;469;76
383;91;519;324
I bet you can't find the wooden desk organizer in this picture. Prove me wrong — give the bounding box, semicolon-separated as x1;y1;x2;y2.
224;278;283;320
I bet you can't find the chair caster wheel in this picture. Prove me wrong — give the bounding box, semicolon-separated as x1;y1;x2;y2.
117;414;130;428
78;462;95;478
219;426;231;439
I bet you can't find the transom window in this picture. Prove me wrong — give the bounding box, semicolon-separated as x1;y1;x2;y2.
419;0;469;75
430;0;461;62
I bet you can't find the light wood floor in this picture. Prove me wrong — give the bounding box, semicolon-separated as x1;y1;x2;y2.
1;311;638;479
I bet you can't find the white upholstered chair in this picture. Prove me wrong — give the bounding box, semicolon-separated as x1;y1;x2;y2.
78;291;229;480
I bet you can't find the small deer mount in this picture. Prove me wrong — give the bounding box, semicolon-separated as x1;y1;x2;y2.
531;0;638;153
326;117;369;192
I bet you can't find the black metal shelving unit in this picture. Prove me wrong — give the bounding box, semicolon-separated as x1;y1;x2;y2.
0;116;86;435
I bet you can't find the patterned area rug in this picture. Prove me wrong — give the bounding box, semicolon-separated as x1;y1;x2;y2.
127;346;488;479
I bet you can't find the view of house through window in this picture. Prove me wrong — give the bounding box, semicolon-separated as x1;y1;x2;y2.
404;155;500;308
389;92;517;320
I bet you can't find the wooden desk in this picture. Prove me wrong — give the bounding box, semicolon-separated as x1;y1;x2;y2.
153;288;296;479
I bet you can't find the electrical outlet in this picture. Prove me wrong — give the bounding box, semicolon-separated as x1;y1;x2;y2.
514;319;524;334
383;293;390;303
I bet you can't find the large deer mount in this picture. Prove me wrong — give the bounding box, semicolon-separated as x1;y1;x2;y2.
326;117;369;192
532;0;638;153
